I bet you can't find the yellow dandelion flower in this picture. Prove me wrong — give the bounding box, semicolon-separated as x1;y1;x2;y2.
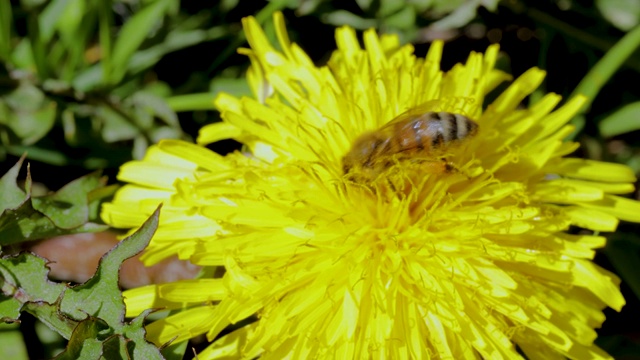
102;12;640;359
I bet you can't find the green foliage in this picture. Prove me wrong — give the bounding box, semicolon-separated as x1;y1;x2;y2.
290;0;499;41
296;0;495;27
596;0;640;31
599;102;640;138
0;0;227;168
107;0;174;86
0;156;165;357
0;206;162;359
568;25;640;137
0;157;110;245
0;323;28;360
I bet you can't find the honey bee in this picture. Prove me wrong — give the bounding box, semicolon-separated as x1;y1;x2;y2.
342;108;478;180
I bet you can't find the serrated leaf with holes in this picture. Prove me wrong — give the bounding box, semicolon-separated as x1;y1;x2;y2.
0;207;163;359
59;206;161;323
0;253;67;324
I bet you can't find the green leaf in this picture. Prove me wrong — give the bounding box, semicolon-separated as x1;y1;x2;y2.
23;302;78;340
161;339;189;360
323;10;377;29
4;81;44;111
599;102;640;137
355;0;374;11
96;105;140;142
88;184;119;221
409;0;436;12
71;65;102;92
13;103;57;145
0;155;28;213
101;335;128;359
58;310;165;360
108;0;173;85
4;145;69;166
378;0;407;17
210;78;252;100
0;324;29;360
58;9;89;82
3;82;57;145
133;134;150;160
295;0;322;16
75;23;228;91
569;24;640;139
166;92;217;112
56;0;85;42
10;39;35;69
25;7;50;78
39;0;70;43
0;253;68;324
429;0;494;30
0;198;105;245
597;0;640;31
121;309;164;359
150;126;183;143
0;0;13;62
382;6;416;30
53;316;108;359
57;208;163;358
60;206;161;322
1;208;162;358
220;0;240;11
129;92;179;127
0;298;21;323
0;160;109;245
97;0;113;87
32;172;104;229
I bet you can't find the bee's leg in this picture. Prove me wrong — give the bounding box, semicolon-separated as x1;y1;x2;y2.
443;161;458;173
385;176;399;194
444;161;476;181
412;159;451;175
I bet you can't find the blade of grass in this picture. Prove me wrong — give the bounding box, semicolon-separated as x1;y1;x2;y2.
62;9;97;83
60;6;93;81
108;0;173;85
568;24;640;138
599;101;640;137
0;0;13;62
39;0;69;43
5;145;69;165
165;93;216;112
98;0;113;86
74;24;227;91
26;7;50;78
